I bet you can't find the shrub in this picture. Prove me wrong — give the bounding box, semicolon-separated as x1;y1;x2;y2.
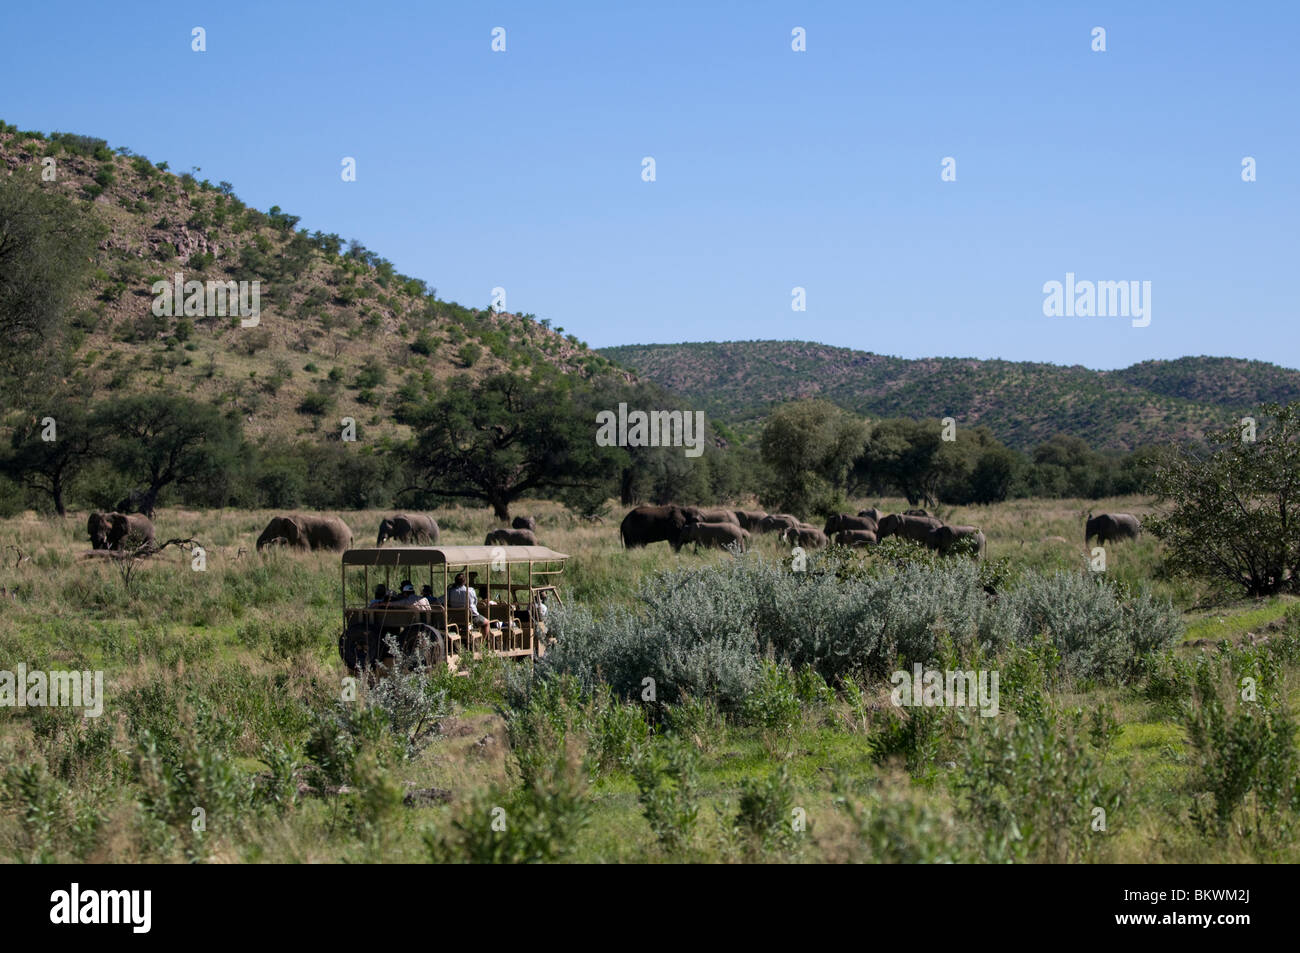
957;703;1126;863
630;739;700;854
1182;648;1300;842
534;556;1177;717
834;784;966;863
988;572;1181;683
297;388;335;416
732;765;799;857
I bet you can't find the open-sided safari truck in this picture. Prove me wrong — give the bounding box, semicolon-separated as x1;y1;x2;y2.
339;545;568;674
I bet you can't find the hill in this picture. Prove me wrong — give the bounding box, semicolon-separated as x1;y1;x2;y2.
0;122;628;446
598;341;1300;451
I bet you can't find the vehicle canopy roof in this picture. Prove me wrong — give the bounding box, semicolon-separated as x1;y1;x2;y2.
342;545;569;567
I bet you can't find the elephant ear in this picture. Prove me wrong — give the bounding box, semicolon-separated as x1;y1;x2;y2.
288;517;306;542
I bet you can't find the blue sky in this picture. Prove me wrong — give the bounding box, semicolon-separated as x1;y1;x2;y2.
3;1;1296;369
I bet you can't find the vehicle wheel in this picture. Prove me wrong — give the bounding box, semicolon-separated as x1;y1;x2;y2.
401;624;447;668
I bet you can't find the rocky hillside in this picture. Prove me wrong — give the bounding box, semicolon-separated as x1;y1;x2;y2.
0;121;628;445
599;341;1300;451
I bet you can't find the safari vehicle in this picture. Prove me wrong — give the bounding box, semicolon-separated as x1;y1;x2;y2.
338;545;568;674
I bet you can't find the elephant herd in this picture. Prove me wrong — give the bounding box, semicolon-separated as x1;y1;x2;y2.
85;502;1142;559
617;503;989;556
619;504;1146;558
85;510;548;554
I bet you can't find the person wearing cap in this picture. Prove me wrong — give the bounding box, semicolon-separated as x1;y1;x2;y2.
392;579;431;610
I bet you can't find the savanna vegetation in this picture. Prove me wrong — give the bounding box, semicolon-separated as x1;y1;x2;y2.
2;491;1300;863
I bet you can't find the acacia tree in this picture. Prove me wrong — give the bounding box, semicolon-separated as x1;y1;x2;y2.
1145;402;1300;597
406;372;620;520
2;394;99;515
93;394;243;514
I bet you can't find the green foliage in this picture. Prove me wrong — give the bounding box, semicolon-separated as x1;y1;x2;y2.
1147;401;1300;596
92;393;245;509
957;703;1127;863
538;555;1180;717
630;739;700;854
408;371;623;519
1181;647;1300;843
732;765;799;856
760;399;868;515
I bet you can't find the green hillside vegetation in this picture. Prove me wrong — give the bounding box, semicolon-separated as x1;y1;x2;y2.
600;341;1300;451
0;121;625;449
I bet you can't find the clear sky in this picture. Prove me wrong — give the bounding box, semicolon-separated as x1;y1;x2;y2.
3;1;1296;369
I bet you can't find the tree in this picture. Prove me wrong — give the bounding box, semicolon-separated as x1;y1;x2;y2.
2;394;99;515
933;426;1023;505
855;418;946;506
965;444;1021;504
1030;434;1109;498
0;172;104;397
92;395;243;513
406;372;619;520
760;400;868;515
1145;402;1300;597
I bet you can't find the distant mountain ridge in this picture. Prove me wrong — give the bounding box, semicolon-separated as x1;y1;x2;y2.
598;341;1300;451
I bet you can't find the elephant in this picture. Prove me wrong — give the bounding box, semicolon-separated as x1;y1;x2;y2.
680;522;749;552
88;512;155;551
257;514;353;552
485;528;539;546
620;505;691;550
857;508;884;523
733;509;768;531
824;513;878;537
377;514;440;546
1086;513;1141;545
835;529;877;547
87;511;114;550
511;515;537;533
682;506;740;526
927;524;986;558
904;508;932;518
877;513;942;544
782;524;829;548
756;513;802;534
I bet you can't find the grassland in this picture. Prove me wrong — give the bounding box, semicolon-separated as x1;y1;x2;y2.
1;495;1297;863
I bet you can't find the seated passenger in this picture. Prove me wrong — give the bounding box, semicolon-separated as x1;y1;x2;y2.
391;580;431;610
368;584;390;607
446;572;493;627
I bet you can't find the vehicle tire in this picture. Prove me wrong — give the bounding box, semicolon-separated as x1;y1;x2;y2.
400;624;447;668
